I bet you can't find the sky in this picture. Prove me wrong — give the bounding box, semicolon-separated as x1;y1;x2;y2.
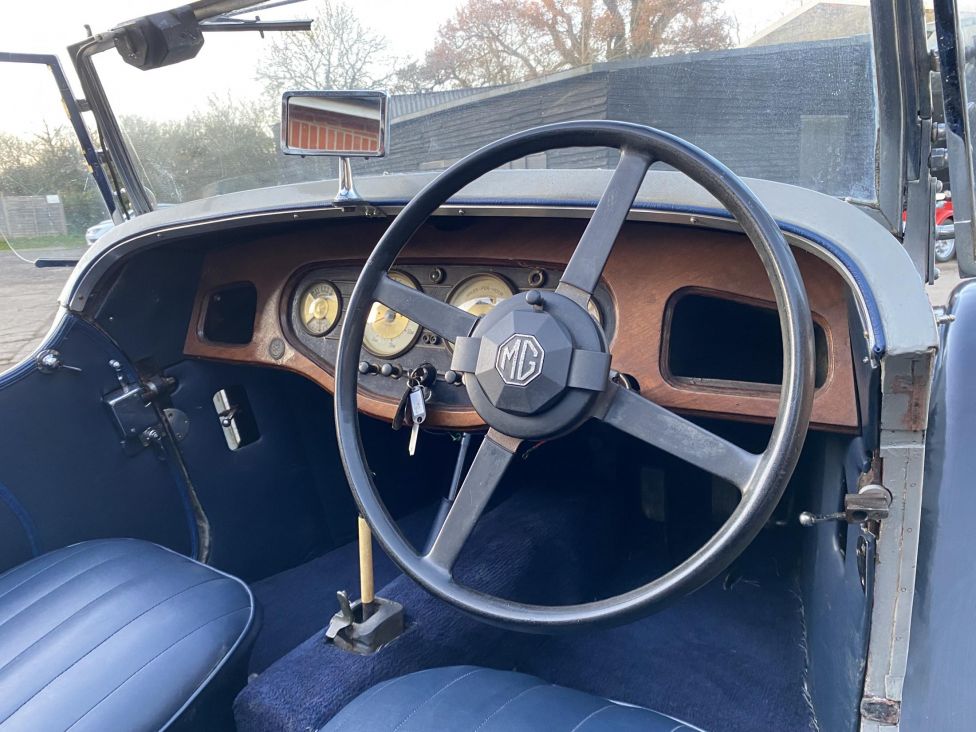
0;0;806;136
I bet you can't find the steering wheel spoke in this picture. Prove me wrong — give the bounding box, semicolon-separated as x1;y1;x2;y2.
556;147;653;303
596;383;760;492
373;273;479;342
424;430;522;573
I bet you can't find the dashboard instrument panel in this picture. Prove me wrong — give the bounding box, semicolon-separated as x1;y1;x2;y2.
286;262;616;411
185;216;858;431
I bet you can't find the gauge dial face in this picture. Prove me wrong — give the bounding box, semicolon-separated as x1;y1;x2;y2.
586;298;603;326
300;281;341;336
448;273;516;318
363;270;422;358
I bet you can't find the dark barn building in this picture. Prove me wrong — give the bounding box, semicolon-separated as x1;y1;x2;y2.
356;36;876;201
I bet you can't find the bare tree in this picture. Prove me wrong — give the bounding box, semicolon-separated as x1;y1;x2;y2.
256;0;392;100
397;0;735;91
121;97;278;202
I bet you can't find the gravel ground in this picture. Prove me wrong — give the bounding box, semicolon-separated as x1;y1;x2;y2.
0;252;72;372
0;251;967;375
928;260;961;307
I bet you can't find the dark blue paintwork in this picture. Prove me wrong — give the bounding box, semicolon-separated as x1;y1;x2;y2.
902;278;976;730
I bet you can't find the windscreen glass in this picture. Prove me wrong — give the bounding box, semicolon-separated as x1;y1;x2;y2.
86;0;879;206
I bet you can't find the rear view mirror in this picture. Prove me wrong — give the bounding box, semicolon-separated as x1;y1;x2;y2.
281;90;388;157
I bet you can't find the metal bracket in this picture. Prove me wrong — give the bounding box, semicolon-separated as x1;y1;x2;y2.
799;484;892;526
35;349;82;374
213;388;246;450
904;118;938;284
325;591;405;655
103;360;177;454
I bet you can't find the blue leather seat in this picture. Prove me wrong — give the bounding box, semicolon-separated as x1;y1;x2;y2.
0;538;256;731
320;665;705;731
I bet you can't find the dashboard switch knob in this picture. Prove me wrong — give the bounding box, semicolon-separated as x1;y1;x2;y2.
358;361;377;375
380;363;401;378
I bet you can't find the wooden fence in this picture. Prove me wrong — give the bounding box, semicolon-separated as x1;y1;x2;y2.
0;194;67;239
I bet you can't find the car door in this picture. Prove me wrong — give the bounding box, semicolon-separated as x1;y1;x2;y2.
0;53;200;571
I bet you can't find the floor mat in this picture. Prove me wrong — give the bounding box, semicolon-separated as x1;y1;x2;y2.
517;554;814;731
235;493;814;732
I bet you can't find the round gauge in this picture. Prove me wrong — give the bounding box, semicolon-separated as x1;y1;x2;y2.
299;281;341;336
447;273;516;318
363;270;422;358
586;298;603;326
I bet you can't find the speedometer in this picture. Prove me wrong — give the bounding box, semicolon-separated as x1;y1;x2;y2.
299;281;341;336
447;273;516;317
363;270;422;359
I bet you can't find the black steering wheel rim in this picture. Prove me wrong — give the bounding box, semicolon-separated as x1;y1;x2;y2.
335;120;814;631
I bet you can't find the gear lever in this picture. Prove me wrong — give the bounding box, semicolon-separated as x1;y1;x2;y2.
325;515;404;654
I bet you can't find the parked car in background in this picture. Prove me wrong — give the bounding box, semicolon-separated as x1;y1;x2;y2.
84;218;113;245
86;203;173;245
936;194;956;261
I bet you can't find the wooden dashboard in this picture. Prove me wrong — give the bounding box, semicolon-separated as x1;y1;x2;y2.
184;216;858;431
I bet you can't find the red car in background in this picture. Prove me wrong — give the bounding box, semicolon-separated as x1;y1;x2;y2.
903;194;955;261
935;196;956;262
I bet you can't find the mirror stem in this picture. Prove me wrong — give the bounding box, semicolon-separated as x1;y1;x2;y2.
334;157;363;207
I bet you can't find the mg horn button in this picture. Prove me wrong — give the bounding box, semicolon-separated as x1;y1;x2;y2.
475;310;572;415
495;333;544;386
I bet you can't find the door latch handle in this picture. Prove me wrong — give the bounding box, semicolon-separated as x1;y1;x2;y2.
799;484;891;526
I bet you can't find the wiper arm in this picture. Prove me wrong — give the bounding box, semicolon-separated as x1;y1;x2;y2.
197;0;312;34
199;18;312;33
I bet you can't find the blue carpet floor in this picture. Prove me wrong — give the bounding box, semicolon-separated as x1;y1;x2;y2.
235;491;815;731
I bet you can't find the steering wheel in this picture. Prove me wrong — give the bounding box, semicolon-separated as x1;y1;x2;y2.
335;120;814;631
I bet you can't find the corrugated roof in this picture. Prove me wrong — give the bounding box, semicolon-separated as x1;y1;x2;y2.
389;88;495;118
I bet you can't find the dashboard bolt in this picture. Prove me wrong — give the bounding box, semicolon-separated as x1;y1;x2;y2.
527;269;546;287
429;267;445;284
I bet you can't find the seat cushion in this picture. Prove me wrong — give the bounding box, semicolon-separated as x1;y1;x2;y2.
319;665;704;731
0;538;255;732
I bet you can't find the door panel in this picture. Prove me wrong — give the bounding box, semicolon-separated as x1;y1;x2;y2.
0;315;195;572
